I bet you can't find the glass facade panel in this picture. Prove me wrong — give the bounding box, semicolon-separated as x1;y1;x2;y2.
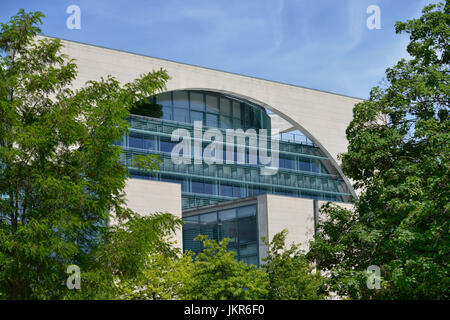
173;108;189;123
156;92;172;107
124;89;353;211
183;204;258;265
232;101;241;119
190;92;204;111
206;113;218;128
238;217;257;243
219;208;236;221
237;205;256;218
239;242;257;256
220;220;238;246
200;212;217;224
220;115;232;129
205;95;219;113
129;135;143;149
220;184;233;197
220;98;231;116
142;136;155;150
191;111;203;123
299;158;311;171
161;106;172;120
173;91;189;109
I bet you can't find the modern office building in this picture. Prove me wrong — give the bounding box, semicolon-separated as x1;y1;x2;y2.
45;35;361;265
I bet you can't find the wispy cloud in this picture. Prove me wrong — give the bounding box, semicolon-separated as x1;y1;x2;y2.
0;0;440;98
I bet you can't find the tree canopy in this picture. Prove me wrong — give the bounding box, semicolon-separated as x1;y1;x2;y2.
308;1;449;299
0;9;172;299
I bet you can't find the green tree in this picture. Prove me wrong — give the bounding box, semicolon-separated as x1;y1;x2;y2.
308;2;449;299
65;212;183;300
179;236;268;300
0;9;172;299
262;230;324;300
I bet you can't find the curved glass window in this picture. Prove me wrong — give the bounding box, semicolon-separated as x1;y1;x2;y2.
137;90;271;131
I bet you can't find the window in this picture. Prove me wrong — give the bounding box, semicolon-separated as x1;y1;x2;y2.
129;135;142;149
220;184;233;197
182;204;258;265
200;212;217;224
239;242;257;256
173;91;189;109
190;92;204;111
162;106;173;120
311;160;321;173
219;208;236;221
237;205;256;218
160;139;175;153
220;220;238;246
233;185;245;198
206;113;218;127
238;217;257;243
220;115;232;129
220;98;231;116
191;111;203;123
205;95;219;113
173;108;189;123
232;101;241;119
143;136;155;150
299;158;311;171
156;92;172;107
192;181;204;194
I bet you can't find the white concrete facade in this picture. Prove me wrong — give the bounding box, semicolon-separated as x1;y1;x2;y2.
41;36;360;254
124;179;183;249
40;35;361;196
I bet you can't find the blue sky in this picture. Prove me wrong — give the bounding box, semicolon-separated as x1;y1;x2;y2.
0;0;440;98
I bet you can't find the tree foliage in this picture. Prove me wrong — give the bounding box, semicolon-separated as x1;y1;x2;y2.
262;229;324;300
179;236;268;300
0;9;171;299
308;1;449;299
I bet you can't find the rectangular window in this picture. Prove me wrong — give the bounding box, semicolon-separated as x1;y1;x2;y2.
233;118;242;128
220;220;238;246
220;115;232;129
299;158;311;171
160;139;175;153
156;92;172;107
204;182;215;195
232;185;244;198
220;98;231;116
205;95;219;113
192;181;204;194
143;136;155;150
173;107;190;123
219;208;236;221
238;217;257;243
173;91;189;109
190;92;204;111
191;111;203;123
200;224;218;242
311;160;321;173
162;106;173;120
220;184;233;197
232;101;241;119
129;135;143;149
200;212;217;224
239;242;257;256
206;113;218;127
237;205;256;218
